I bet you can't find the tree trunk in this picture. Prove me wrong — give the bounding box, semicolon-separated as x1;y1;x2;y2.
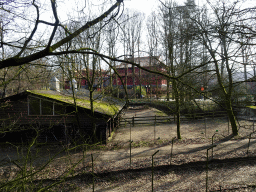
90;90;97;140
173;79;181;139
167;78;170;101
226;100;238;136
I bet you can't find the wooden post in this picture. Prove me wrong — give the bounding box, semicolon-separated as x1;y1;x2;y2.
211;131;218;159
118;115;120;128
253;119;255;132
228;116;229;135
40;99;42;115
154;115;156;141
247;132;254;155
64;118;68;144
27;97;30;115
91;154;94;192
109;120;111;137
112;118;115;132
206;145;216;192
152;150;159;192
112;118;114;132
170;137;176;165
204;114;207;137
113;118;116;131
130;123;132;167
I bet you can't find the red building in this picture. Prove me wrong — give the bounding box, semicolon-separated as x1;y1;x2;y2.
65;69;109;90
63;56;167;97
113;56;167;93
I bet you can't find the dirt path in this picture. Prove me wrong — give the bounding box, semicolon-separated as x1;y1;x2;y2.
66;138;256;162
113;107;254;145
1;107;255;166
1;107;256;191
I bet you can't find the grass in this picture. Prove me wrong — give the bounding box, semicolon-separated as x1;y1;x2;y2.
155;109;168;116
132;140;151;148
108;131;115;142
132;139;169;148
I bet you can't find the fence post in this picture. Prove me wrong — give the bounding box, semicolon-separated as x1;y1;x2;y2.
154;115;156;141
227;116;229;135
130;139;133;167
152;150;159;192
212;130;218;159
253;117;255;132
132;116;134;127
91;154;94;192
118;115;120;128
206;145;216;192
204;111;207;137
247;132;254;156
170;137;176;165
83;145;87;171
130;123;132;142
130;123;132;167
205;117;207;137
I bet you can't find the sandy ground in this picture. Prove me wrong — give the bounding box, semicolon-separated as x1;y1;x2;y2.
114;107;255;144
1;107;256;191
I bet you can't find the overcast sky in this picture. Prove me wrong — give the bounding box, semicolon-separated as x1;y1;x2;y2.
125;0;255;15
125;0;192;15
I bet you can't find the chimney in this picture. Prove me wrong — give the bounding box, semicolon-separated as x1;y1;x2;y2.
50;77;60;92
70;78;77;90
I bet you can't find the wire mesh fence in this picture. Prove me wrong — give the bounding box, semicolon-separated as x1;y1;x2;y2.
1;110;256;191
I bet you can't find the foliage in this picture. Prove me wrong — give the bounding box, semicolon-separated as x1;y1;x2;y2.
135;86;146;97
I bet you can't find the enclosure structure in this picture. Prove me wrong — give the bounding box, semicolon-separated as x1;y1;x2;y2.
0;90;125;144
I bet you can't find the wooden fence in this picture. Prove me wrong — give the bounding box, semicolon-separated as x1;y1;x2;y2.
120;111;228;127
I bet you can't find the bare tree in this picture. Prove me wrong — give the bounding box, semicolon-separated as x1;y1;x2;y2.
192;0;256;136
0;0;123;70
147;11;161;99
120;10;144;98
105;16;119;96
159;0;197;139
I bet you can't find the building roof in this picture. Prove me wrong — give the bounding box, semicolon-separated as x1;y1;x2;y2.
1;90;125;117
247;106;256;109
117;56;162;68
246;76;256;82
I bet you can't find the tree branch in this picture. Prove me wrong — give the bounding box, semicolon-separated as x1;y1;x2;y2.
0;0;123;70
16;0;39;57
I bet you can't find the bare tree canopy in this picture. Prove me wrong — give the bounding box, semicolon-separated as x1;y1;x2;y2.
0;0;123;69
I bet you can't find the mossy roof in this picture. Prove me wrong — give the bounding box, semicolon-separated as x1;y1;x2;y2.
247;106;256;109
27;90;125;116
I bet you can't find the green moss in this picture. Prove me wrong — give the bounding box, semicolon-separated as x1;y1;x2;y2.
155;109;167;116
108;131;115;141
247;106;256;109
27;90;122;116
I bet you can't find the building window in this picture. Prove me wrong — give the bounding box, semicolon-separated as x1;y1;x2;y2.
28;97;40;115
42;100;53;115
54;103;66;115
28;96;65;116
